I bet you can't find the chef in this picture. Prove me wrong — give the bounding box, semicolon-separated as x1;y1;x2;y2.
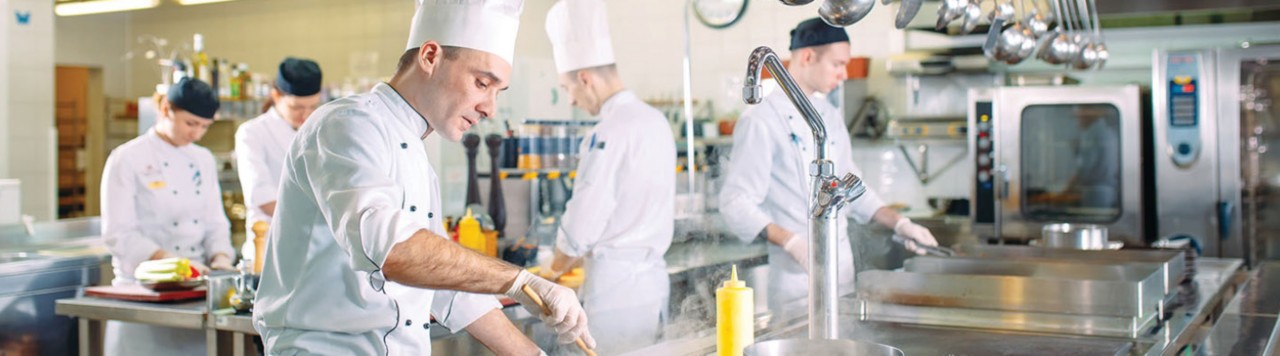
233;57;323;260
541;0;676;353
719;18;940;315
251;1;593;354
100;77;236;355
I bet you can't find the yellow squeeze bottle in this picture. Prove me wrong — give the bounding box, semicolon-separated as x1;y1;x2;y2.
717;265;754;356
458;209;485;253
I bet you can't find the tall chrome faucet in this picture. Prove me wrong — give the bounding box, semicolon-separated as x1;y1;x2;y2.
744;46;867;340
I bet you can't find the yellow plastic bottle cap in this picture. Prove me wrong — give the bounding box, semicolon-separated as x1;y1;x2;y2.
723;265;746;289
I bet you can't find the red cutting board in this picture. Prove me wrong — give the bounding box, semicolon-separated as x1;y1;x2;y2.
85;285;207;302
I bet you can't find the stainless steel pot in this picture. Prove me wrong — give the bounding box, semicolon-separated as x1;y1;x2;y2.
1040;223;1108;250
745;339;905;356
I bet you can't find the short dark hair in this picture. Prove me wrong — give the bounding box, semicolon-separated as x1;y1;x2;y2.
567;63;618;78
396;46;466;75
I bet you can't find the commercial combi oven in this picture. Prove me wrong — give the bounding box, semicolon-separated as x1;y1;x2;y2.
968;85;1148;246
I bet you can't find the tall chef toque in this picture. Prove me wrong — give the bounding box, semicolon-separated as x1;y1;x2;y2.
405;0;525;66
545;0;615;74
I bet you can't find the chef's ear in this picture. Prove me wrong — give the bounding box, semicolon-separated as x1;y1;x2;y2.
417;41;445;76
574;69;591;87
795;47;814;66
157;98;173;120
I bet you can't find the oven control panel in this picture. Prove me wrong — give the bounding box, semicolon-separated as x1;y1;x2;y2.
1166;52;1202;167
972;100;996;225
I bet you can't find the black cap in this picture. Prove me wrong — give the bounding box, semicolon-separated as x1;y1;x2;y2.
275;57;323;97
167;78;219;120
789;17;850;51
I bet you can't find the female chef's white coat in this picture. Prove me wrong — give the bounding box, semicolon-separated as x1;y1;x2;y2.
555;90;675;354
100;129;235;355
234;107;295;256
718;88;887;317
252;83;499;355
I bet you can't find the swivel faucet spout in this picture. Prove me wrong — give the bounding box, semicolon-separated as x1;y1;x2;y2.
743;46;868;341
744;46;829;166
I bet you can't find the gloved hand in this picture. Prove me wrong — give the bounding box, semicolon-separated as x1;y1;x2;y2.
505;270;597;348
209;254;235;271
782;233;810;273
893;217;939;255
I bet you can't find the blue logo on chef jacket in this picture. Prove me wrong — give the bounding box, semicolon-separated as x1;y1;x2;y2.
14;11;31;25
193;170;202;187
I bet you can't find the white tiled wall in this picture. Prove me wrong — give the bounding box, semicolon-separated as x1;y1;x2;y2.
4;0;56;220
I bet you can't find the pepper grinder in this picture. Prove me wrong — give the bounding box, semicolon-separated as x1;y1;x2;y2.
485;134;507;237
462;133;483;207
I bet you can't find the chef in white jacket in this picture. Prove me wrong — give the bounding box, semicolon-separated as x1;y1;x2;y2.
541;0;676;353
100;78;236;355
719;18;940;316
233;57;323;258
252;1;594;354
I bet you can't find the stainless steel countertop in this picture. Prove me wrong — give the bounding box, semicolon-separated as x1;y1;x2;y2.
1202;260;1280;355
209;311;257;334
665;238;768;281
625;257;1247;356
55;297;206;330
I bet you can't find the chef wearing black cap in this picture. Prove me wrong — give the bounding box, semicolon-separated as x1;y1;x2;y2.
100;77;235;355
234;57;323;260
719;18;939;317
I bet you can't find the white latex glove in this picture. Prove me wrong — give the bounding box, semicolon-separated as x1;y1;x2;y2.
894;217;939;255
505;270;597;348
782;233;810;273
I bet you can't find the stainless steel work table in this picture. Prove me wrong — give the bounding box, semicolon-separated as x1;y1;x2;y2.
625;257;1249;356
55;297;207;356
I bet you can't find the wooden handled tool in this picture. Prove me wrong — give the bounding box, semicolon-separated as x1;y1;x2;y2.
520;285;596;356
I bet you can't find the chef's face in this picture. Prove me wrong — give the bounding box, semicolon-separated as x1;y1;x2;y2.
558;70;601;116
421;46;510;142
272;90;322;129
160;102;213;146
799;42;850;95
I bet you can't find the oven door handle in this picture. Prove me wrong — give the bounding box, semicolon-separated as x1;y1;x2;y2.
1218;201;1233;240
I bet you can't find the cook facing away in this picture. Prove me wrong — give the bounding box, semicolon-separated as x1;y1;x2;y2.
541;0;677;353
719;18;940;315
251;1;593;354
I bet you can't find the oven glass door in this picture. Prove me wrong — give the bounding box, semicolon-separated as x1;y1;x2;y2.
1020;103;1123;222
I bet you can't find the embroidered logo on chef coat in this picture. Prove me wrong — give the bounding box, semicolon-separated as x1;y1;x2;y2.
588;133;605;151
192;170;203;187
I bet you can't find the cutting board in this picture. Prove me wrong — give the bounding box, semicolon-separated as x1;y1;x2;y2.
85;285;207;302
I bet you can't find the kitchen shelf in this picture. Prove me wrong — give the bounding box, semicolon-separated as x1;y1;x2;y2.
478;169;578;180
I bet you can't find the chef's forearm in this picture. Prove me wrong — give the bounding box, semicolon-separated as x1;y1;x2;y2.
383;229;521;294
763;223;794;247
465;308;540;356
261;201;276;217
871;207;903;230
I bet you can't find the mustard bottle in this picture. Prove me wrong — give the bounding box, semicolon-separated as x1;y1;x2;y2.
458;209;485;253
717;265;753;356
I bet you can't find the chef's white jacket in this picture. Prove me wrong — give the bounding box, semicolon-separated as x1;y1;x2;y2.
100;129;234;355
101;129;235;281
234;107;295;256
252;83;499;355
554;90;675;353
718;89;886;312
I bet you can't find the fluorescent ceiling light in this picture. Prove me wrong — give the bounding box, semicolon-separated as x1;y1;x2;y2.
55;0;160;16
175;0;237;5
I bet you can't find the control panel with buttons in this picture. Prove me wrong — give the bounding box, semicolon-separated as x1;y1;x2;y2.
1166;53;1203;167
972;101;996;225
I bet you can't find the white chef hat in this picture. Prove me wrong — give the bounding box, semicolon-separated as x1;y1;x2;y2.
406;0;525;65
545;0;616;74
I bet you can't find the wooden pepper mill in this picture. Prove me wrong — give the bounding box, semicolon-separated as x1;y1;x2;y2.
485;134;507;237
462;133;483;207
